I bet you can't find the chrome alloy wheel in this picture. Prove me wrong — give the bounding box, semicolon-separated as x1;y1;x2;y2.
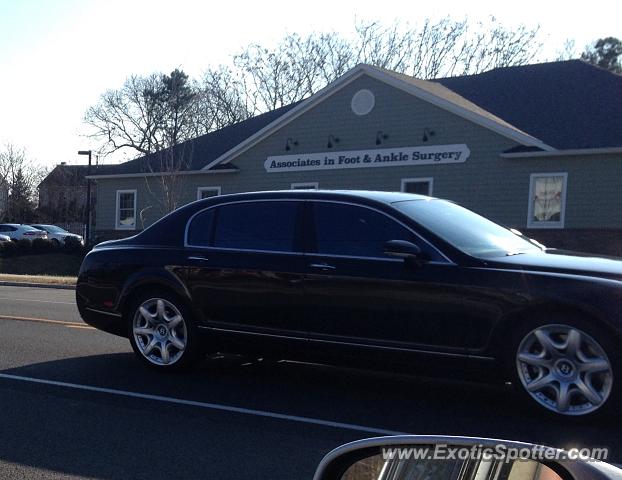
516;324;613;415
132;298;187;366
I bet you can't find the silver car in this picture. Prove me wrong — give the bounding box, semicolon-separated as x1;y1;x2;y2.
29;224;83;246
0;224;48;240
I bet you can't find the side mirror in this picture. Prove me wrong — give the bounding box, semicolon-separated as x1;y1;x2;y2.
384;240;422;259
313;436;616;480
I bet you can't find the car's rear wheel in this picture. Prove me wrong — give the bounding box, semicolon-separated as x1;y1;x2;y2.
128;291;203;370
510;318;618;417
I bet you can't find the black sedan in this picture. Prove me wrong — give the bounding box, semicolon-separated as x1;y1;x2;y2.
76;190;622;417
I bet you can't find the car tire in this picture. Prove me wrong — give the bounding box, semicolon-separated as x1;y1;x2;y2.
507;313;620;418
127;289;204;371
51;239;60;247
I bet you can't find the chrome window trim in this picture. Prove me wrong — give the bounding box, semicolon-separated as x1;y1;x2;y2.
184;197;454;264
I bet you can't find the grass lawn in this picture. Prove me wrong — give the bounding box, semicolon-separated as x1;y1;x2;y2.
0;253;83;279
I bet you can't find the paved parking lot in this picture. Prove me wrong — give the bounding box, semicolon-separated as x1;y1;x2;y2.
0;286;620;479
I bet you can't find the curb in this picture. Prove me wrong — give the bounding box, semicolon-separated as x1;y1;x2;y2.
0;281;76;290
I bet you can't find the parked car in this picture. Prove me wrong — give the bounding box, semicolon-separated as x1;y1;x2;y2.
0;224;48;240
29;224;84;247
76;190;622;417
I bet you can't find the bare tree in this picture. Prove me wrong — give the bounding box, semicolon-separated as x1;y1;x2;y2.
84;74;166;157
194;66;254;133
556;39;578;61
0;143;48;222
226;17;543;114
143;141;195;216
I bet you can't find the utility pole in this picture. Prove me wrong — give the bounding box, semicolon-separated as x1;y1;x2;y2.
78;150;92;245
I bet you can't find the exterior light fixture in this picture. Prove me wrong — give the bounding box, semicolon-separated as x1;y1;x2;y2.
285;138;298;151
375;131;389;145
422;128;435;142
327;135;339;149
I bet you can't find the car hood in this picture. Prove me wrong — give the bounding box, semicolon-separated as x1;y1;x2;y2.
486;250;622;280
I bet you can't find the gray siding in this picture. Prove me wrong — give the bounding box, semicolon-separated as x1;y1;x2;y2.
94;74;622;234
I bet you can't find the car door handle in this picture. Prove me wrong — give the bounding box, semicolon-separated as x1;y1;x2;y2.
309;262;336;271
187;256;209;262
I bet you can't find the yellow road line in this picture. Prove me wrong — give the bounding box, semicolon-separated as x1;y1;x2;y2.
0;314;94;330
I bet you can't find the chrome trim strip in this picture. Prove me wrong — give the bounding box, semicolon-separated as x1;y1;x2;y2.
203;326;307;342
85;307;122;318
307;336;493;360
202;326;493;361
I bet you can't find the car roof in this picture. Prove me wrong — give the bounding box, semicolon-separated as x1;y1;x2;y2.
198;189;432;204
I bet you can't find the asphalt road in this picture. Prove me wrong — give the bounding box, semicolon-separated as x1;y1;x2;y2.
0;286;620;479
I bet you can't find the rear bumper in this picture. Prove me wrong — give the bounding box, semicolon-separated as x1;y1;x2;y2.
77;298;127;337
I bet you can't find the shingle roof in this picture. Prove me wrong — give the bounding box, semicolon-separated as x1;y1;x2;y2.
379;68;534;139
97;102;300;175
435;60;622;149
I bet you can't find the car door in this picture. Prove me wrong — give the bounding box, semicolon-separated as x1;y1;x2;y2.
182;199;309;344
303;200;479;355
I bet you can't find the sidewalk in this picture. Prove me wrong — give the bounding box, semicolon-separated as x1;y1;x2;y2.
0;274;76;290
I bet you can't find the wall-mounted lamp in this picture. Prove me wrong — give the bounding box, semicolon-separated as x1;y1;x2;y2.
285;138;298;151
422;128;436;142
327;134;340;149
375;131;389;145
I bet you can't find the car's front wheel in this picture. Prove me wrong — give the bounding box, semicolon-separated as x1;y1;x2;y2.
127;291;203;370
510;318;618;417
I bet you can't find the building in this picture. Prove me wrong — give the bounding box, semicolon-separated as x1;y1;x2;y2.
88;60;622;255
38;163;116;229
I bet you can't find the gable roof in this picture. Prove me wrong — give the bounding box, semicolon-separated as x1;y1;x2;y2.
202;64;553;170
435;60;622;150
89;103;300;177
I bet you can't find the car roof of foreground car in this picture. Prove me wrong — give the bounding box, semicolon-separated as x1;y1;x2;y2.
198;189;432;204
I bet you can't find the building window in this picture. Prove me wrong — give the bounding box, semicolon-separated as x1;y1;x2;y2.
291;182;319;190
197;186;221;200
527;173;567;229
116;190;137;230
401;178;433;196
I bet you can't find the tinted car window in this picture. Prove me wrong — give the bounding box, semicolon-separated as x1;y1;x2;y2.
187;209;215;246
312;202;416;258
213;201;300;252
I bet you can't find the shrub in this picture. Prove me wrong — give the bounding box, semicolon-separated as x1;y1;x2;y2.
32;237;55;253
15;238;32;253
2;240;17;257
1;240;16;257
63;236;83;253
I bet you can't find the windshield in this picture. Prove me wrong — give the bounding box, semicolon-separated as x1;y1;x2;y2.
393;199;542;258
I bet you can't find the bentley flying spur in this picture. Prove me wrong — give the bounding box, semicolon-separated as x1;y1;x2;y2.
76;190;622;417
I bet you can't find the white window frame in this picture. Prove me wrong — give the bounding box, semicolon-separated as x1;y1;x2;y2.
197;186;222;200
291;182;319;190
401;177;434;196
527;172;567;229
115;189;137;231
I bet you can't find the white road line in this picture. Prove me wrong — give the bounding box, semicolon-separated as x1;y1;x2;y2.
0;296;74;305
0;372;407;436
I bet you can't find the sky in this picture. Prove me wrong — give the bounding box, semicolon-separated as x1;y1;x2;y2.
0;0;620;168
